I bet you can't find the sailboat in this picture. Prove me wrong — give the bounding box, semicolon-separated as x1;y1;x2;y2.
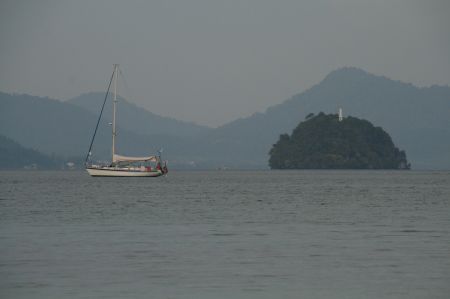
85;64;168;177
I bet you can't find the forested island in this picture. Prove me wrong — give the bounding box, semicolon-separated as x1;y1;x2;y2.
269;113;410;169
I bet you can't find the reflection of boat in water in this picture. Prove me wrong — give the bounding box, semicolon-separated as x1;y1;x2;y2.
85;64;168;177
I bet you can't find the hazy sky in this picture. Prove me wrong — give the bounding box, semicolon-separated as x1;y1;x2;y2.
1;0;449;127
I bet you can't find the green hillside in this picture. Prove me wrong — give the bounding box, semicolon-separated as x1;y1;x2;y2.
269;113;409;169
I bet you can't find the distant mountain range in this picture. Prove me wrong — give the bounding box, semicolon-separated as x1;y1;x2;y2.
205;67;450;169
0;134;61;169
0;91;208;168
1;67;449;169
68;92;211;138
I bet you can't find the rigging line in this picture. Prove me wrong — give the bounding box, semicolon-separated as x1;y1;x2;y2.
84;67;116;165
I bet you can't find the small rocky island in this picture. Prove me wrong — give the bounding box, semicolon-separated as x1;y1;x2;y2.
269;112;410;169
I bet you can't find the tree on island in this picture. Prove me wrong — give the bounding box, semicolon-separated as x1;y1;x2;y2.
269;112;410;169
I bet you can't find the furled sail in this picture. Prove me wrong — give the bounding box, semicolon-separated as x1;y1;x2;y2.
113;154;158;163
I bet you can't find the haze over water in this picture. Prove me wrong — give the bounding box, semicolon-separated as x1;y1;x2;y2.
1;170;449;298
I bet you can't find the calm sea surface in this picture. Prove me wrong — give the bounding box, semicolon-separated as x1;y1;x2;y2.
0;170;449;299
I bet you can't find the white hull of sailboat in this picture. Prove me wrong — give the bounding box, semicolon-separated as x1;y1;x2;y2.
86;167;163;177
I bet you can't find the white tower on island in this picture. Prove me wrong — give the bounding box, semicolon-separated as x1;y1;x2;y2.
338;107;343;121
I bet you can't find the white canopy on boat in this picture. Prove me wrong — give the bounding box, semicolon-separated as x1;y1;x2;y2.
113;154;158;163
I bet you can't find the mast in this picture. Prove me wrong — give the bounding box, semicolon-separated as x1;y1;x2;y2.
112;64;119;160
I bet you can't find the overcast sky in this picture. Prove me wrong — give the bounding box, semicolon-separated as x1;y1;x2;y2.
1;0;449;127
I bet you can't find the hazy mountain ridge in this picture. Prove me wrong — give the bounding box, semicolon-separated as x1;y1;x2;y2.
0;134;61;169
0;92;96;157
68;92;211;138
0;92;198;164
205;67;450;169
1;67;450;169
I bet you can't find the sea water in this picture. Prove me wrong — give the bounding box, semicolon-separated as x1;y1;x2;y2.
0;170;449;298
